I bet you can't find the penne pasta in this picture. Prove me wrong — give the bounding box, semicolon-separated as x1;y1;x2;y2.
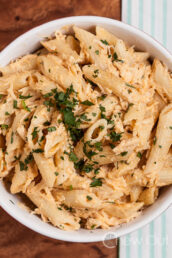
0;25;171;231
82;64;141;102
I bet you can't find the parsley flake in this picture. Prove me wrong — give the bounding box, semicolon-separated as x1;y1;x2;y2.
31;127;39;140
120;151;128;156
19;161;27;171
11;131;14;144
153;136;157;145
47;126;56;132
86;195;92;201
100;39;109;45
137;152;142;159
19;94;32;99
1;124;8;129
21;100;31;112
13;100;18;109
32;148;44;153
112;52;124;63
90;178;102;187
125;83;136;89
81;100;94;106
109;131;122;142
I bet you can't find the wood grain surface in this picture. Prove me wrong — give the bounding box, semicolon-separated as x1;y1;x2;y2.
0;0;121;51
0;0;121;257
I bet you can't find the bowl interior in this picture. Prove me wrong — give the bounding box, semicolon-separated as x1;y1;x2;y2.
0;16;172;242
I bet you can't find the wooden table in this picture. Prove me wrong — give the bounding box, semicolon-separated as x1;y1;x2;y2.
0;1;121;257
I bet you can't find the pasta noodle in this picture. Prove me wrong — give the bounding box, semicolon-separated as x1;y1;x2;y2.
0;25;171;231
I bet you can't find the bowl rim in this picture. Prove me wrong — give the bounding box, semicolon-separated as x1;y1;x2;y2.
0;15;172;243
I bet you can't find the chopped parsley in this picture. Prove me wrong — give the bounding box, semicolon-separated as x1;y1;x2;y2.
99;104;106;113
81;100;94;106
43;121;51;126
79;114;91;122
21;100;31;112
11;131;14;144
24;153;33;165
94;168;100;174
112;52;124;63
169;126;172;130
1;124;8;129
69;152;78;162
90;178;102;187
43;99;54;111
43;92;53;98
19;94;32;99
14;155;21;161
13;100;18;109
31;127;39;140
137;152;142;159
125;83;136;89
126;103;134;112
109;131;122;142
5;112;10;116
99;104;113;125
92;69;99;78
32;148;44;153
19;161;27;171
54;172;59;176
99;125;104;130
120;151;128;156
83;141;97;160
99;94;107;100
86;195;92;201
153;136;157;145
47;126;56;132
74;158;85;171
86;78;97;88
69;185;73;190
39;135;45;143
43;85;83;143
92;112;97;117
159;145;162;148
110;143;115;149
95;50;99;55
83;164;93;173
64;151;78;163
100;39;109;45
94;142;103;151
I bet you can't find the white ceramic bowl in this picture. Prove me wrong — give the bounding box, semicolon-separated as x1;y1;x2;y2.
0;16;172;243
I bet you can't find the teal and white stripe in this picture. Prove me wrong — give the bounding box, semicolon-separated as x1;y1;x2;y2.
121;0;172;258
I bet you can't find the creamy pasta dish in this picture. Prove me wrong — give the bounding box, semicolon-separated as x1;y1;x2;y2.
0;26;172;231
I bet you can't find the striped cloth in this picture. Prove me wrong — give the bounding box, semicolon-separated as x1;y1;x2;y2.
120;1;172;258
